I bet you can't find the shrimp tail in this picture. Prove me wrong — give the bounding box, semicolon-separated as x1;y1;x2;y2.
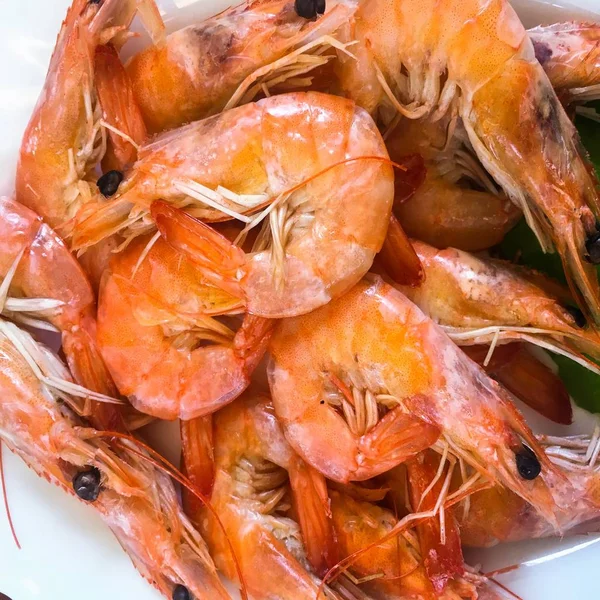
353;404;440;481
288;457;338;577
464;344;573;425
95;44;147;172
181;416;215;519
375;214;424;286
62;316;126;432
152;201;246;300
407;451;465;594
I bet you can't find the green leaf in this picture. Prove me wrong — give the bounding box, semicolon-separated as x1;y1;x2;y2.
553;355;600;415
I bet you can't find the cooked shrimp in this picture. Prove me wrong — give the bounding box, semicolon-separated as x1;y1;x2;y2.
329;488;487;599
335;0;600;322
529;22;600;104
126;0;357;133
460;430;600;547
0;319;229;599
97;235;272;420
15;0;163;230
196;388;360;599
73;92;395;318
397;240;600;374
0;197;122;431
268;275;567;523
386;118;522;253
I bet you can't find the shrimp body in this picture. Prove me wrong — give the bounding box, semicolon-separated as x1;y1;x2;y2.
0;197;120;430
15;0;162;229
398;240;600;366
336;0;600;321
198;389;344;599
75;92;394;318
529;22;600;102
97;235;272;420
268;276;561;521
127;0;357;133
0;321;228;599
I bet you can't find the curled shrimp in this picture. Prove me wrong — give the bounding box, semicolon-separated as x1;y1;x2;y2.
97;235;272;420
0;197;122;431
196;388;353;598
15;0;163;230
398;240;600;375
74;92;395;318
268;275;568;523
335;0;600;322
0;319;229;599
126;0;357;133
460;430;600;548
529;22;600;104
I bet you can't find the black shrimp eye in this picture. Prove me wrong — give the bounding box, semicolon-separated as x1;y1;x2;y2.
294;0;325;19
73;467;102;502
566;305;586;328
585;232;600;264
172;585;191;600
97;170;124;197
515;445;542;480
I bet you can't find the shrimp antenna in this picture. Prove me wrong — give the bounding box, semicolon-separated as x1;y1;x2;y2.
0;441;21;550
88;431;249;600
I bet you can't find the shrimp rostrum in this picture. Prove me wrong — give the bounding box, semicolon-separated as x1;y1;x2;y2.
268;276;569;526
74;92;395;318
335;0;600;322
0;318;229;600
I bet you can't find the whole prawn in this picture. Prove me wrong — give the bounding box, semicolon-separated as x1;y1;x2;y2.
196;388;359;599
334;0;600;322
0;197;122;431
0;318;230;600
268;275;566;524
15;0;163;230
73;92;395;318
97;235;272;420
126;0;357;133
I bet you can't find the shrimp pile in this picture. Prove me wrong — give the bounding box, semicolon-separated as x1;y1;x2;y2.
5;0;600;598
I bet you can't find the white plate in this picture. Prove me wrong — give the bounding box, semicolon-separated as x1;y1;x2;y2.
1;1;600;599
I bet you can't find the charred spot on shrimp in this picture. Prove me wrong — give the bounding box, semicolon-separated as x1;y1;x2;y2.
172;585;191;600
532;41;553;65
566;305;586;328
294;0;325;20
97;170;123;197
535;93;562;143
72;467;102;501
515;445;541;480
585;232;600;264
